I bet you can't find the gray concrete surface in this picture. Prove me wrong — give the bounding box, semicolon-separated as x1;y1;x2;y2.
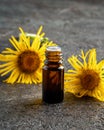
0;0;104;129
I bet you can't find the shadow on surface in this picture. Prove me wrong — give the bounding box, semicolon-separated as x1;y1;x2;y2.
64;92;98;103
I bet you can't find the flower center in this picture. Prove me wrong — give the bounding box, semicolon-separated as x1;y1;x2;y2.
18;50;40;74
80;70;100;90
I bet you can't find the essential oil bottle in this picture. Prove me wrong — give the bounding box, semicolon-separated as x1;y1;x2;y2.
42;46;64;104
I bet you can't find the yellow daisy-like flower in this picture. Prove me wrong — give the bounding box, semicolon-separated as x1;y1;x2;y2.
0;26;56;84
65;48;104;101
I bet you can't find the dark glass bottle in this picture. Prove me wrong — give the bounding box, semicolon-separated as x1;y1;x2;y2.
42;46;64;104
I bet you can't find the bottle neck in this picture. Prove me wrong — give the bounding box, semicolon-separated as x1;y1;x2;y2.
45;48;63;67
46;52;62;61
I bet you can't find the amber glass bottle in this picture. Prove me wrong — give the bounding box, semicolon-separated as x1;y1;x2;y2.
42;46;64;104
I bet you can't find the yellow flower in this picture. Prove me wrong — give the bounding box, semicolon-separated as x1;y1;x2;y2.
0;26;56;84
65;48;104;101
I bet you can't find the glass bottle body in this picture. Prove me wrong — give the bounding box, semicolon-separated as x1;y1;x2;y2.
42;46;64;104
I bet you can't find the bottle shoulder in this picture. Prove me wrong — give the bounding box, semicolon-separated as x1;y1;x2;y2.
43;65;64;70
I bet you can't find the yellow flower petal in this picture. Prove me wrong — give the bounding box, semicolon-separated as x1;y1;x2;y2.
65;48;104;101
0;26;57;84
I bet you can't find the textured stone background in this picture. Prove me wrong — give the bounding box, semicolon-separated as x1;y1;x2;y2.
0;0;104;130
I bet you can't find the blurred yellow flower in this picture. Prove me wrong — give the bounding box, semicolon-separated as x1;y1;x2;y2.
65;49;104;101
0;26;56;84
